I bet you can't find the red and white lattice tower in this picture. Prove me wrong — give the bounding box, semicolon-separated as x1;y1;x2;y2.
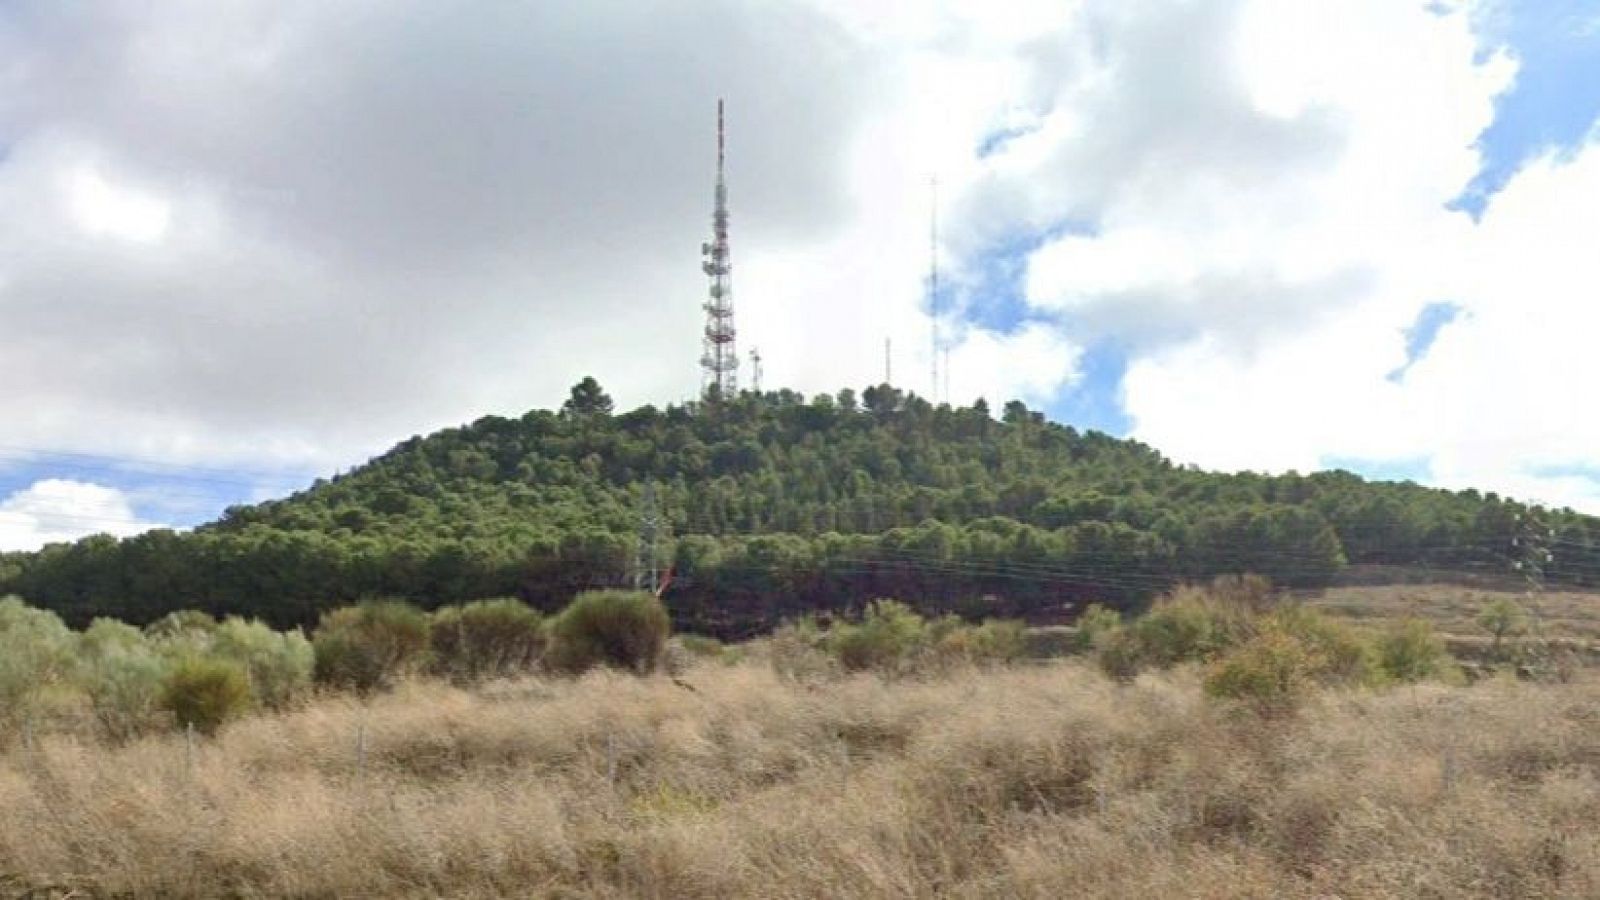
700;99;738;400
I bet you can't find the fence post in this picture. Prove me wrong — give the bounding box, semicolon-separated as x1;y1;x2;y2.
356;716;368;785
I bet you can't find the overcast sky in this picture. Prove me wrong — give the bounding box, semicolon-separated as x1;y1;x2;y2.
3;0;1600;550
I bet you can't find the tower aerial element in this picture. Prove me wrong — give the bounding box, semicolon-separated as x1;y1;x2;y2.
929;176;940;403
700;99;738;400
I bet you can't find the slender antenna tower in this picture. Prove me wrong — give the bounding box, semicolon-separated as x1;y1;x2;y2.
749;347;763;393
942;346;951;404
929;176;940;402
884;337;892;384
700;99;738;400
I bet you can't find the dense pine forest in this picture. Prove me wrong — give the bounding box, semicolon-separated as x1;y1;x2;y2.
4;379;1598;636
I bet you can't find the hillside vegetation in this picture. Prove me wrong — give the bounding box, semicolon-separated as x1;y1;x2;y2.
4;379;1598;633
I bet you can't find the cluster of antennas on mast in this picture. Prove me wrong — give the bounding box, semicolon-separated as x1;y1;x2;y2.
699;99;738;399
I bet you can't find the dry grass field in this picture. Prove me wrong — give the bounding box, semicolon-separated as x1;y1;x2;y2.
1302;579;1600;663
6;655;1600;898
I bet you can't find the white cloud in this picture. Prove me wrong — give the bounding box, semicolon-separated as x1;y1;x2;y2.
0;0;1083;475
0;479;167;551
957;0;1600;510
67;166;171;242
2;0;1598;516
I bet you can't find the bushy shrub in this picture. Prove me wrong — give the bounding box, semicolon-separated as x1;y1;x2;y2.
160;656;252;735
1207;573;1276;613
931;618;1027;668
1125;582;1257;667
776;603;1028;676
312;600;431;692
211;617;314;708
1096;627;1146;679
1476;597;1528;660
144;609;219;641
0;597;76;730
429;598;546;681
78;618;168;740
1074;603;1123;652
1203;629;1320;710
828;599;926;674
80;617;147;656
1376;618;1452;683
545;590;670;674
1094;578;1390;692
1268;605;1378;685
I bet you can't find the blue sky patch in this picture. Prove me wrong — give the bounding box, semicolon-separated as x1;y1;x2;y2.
1388;301;1462;382
0;454;311;532
1044;340;1133;436
953;221;1095;334
1527;462;1600;484
1452;0;1600;216
1319;455;1434;484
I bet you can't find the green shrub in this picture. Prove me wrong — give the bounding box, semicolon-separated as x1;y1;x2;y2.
144;609;219;641
1376;618;1452;683
1128;587;1253;667
1268;605;1378;685
1203;630;1319;710
429;598;546;681
1095;627;1146;679
1093;578;1268;676
1074;603;1123;652
160;656;252;735
212;617;315;708
80;617;147;656
1207;573;1276;613
923;615;979;670
0;597;76;729
312;600;431;692
546;590;671;674
828;599;926;674
1476;597;1528;660
78;618;168;740
962;619;1028;665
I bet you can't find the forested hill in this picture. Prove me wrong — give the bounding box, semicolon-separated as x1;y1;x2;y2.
5;379;1598;636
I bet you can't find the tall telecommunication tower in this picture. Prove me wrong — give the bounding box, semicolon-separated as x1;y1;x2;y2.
929;176;940;402
700;100;738;400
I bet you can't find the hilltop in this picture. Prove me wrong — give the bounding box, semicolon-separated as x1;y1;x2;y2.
4;379;1597;634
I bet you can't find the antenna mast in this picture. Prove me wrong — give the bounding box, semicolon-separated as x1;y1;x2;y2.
749;347;763;393
929;176;940;402
700;99;738;400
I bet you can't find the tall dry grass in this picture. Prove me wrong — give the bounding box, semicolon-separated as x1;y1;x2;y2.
4;660;1600;898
